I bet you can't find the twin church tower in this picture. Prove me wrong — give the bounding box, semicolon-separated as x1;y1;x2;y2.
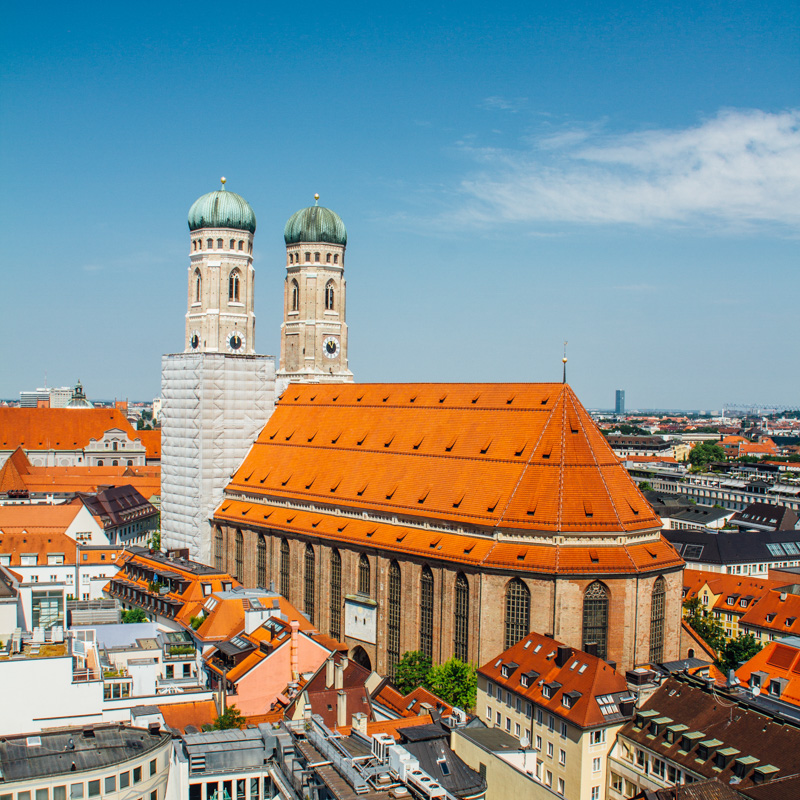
161;180;352;562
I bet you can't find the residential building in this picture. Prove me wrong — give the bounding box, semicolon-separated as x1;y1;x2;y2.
0;724;171;800
607;674;800;798
477;631;635;800
213;382;684;676
607;436;673;459
738;586;800;644
729;502;799;533
78;484;160;546
735;636;800;708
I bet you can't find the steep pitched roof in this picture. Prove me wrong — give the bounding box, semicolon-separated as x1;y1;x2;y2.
221;383;660;535
0;448;30;494
157;699;218;733
735;638;800;707
479;630;631;729
0;408;143;451
136;429;161;460
739;590;800;637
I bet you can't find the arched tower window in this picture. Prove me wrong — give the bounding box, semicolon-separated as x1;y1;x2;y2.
583;581;610;660
238;240;244;251
291;279;299;312
505;578;530;649
325;281;335;311
228;269;241;302
333;254;339;264
257;534;267;589
234;530;244;583
305;252;311;262
330;549;342;640
207;238;213;249
314;252;320;263
420;566;434;658
454;573;469;661
214;528;223;571
387;561;402;677
229;239;235;249
649;576;666;663
358;554;370;595
304;544;315;623
326;253;331;263
194;269;202;303
216;238;223;249
280;539;290;598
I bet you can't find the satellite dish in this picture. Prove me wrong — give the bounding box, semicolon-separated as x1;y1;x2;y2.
752;686;761;697
520;734;530;749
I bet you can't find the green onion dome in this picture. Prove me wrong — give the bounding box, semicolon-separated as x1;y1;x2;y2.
284;197;347;246
188;179;256;233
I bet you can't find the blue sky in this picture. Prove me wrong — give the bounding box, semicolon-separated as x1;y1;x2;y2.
1;1;798;409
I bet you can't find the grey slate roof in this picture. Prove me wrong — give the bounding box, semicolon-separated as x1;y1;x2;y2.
0;725;168;782
665;528;800;566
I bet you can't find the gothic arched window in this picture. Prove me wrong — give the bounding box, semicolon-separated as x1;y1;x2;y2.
207;238;213;249
304;544;315;623
454;573;469;661
583;581;610;660
229;239;235;249
229;269;241;302
330;549;342;640
504;578;530;649
420;566;434;658
214;528;223;571
358;553;370;595
649;576;666;663
325;281;335;311
387;561;402;677
280;538;290;598
194;270;202;303
234;530;244;582
291;279;299;312
257;534;267;589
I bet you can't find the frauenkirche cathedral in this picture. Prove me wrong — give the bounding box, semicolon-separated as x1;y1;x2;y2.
163;181;684;676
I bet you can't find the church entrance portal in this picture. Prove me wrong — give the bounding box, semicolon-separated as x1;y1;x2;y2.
350;645;371;671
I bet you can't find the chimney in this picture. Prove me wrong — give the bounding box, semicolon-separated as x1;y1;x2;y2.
337;690;347;728
335;658;345;690
555;645;572;668
325;656;335;688
352;712;368;736
290;620;300;681
583;642;598;657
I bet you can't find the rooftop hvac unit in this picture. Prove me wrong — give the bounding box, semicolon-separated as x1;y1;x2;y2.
372;732;396;763
388;747;419;781
405;768;447;799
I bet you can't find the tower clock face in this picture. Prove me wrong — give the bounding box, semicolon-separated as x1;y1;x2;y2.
190;332;200;350
227;331;245;352
323;336;340;359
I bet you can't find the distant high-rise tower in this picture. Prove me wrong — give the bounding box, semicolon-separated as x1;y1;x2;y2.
615;389;626;415
160;180;276;563
277;195;353;391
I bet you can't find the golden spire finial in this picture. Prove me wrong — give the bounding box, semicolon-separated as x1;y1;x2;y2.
314;193;320;205
562;341;568;384
220;176;227;189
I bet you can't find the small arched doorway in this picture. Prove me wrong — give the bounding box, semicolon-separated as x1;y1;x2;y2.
350;645;371;671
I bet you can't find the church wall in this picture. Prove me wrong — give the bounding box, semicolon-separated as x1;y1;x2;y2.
219;523;682;673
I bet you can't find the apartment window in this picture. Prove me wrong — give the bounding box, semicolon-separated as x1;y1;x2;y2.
515;722;521;737
610;773;623;793
166;664;174;679
652;758;665;779
547;742;553;759
70;786;83;800
87;782;100;798
535;735;542;751
546;770;552;788
133;767;142;784
486;705;492;721
516;697;522;712
526;702;532;718
37;791;49;800
54;790;66;800
590;729;606;745
151;792;158;800
487;682;494;698
537;708;544;725
150;759;157;776
120;773;130;789
548;714;555;732
560;721;567;738
496;711;501;725
505;717;511;731
591;788;600;800
559;749;566;765
183;663;191;677
592;757;601;773
557;778;565;796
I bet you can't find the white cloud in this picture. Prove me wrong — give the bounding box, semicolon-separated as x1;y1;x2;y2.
454;109;800;231
480;96;528;113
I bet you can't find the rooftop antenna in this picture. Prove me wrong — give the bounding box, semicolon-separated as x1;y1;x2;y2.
562;341;568;384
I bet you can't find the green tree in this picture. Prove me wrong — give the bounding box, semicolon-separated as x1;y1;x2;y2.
394;650;433;694
427;657;477;710
148;529;162;552
718;634;762;672
212;704;246;730
689;442;725;468
639;481;653;492
683;598;725;652
121;608;147;624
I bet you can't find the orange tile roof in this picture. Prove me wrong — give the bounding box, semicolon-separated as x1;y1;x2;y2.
0;502;84;532
740;590;800;637
479;630;630;728
215;498;681;576
221;383;661;536
683;569;783;613
0;531;77;564
336;714;435;738
136;429;161;460
158;699;218;733
736;640;800;707
0;408;144;451
0;448;31;494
